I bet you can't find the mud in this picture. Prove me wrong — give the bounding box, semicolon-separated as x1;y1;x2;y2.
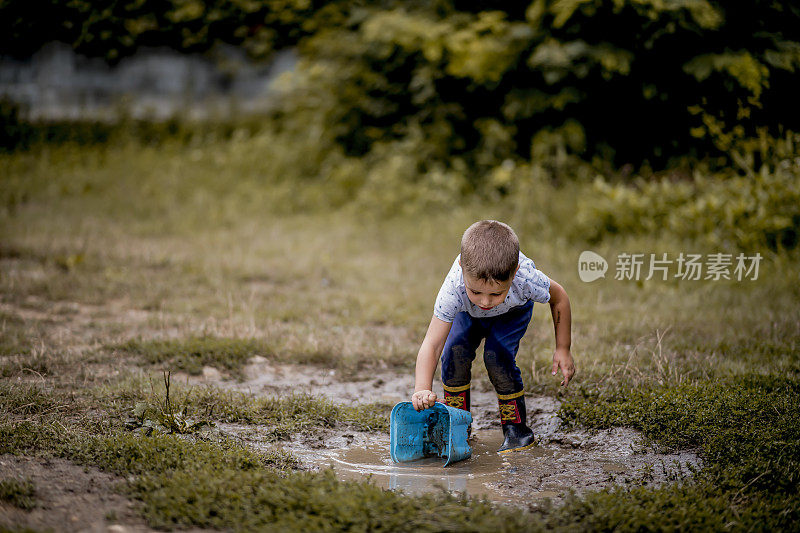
224;423;698;506
217;359;702;506
216;357;414;405
0;454;157;533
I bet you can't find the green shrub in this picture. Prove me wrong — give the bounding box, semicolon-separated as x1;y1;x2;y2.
576;153;800;250
281;1;800;168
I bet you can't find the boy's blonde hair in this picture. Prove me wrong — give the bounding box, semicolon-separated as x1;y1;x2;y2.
460;220;519;282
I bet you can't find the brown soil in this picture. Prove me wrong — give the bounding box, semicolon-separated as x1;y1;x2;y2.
0;454;154;533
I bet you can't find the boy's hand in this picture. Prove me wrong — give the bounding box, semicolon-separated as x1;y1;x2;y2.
412;390;437;411
551;347;575;387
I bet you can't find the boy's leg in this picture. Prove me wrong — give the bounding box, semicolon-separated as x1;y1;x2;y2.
483;301;533;395
441;311;483;412
483;302;535;452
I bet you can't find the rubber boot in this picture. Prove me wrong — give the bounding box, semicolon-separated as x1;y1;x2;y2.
497;392;535;453
443;383;470;412
443;383;471;436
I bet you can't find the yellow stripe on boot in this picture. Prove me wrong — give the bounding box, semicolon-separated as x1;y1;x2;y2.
443;383;471;393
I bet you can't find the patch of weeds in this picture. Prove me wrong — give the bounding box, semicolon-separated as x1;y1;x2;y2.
252;446;300;471
546;374;800;530
101;373;389;440
0;477;36;510
541;482;800;531
0;350;52;378
113;336;272;378
0;313;56;377
185;387;389;440
0;382;66;418
559;374;800;529
0;421;65;455
0;418;534;531
85;433;533;531
5;378;798;530
126;372;209;434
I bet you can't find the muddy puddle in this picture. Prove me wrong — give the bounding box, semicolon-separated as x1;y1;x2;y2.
222;420;700;506
209;360;701;505
284;430;561;503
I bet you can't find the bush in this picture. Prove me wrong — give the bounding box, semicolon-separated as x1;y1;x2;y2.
575;135;800;250
280;1;800;169
4;2;800;170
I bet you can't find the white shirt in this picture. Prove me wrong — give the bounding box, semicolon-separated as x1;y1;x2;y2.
433;251;551;322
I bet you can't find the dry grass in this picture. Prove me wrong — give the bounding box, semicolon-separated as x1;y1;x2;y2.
1;138;797;392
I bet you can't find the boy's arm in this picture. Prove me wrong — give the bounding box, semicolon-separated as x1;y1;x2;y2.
411;316;452;411
548;278;575;387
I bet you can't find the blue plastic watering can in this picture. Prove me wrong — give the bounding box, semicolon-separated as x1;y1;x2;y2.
389;401;472;466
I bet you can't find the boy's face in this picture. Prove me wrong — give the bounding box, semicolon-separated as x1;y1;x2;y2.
462;273;514;311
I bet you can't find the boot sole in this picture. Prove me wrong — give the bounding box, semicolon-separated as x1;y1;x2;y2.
497;441;536;454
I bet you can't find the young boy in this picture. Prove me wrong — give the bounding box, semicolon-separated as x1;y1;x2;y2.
411;220;574;453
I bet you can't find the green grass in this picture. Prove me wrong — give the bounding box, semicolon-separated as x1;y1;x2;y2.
0;381;68;417
183;388;390;436
554;375;800;530
0;417;535;532
2;379;797;531
561;376;800;486
101;373;391;438
0;373;389;441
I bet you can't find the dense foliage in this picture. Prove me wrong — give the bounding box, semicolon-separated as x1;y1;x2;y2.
288;0;800;168
4;1;800;167
0;0;340;61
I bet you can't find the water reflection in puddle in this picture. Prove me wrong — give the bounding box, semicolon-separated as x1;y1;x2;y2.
285;430;562;503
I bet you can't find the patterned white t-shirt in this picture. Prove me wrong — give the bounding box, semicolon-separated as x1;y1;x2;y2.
433;251;551;322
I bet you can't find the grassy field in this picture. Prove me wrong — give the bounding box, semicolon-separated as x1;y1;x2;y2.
1;132;798;531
